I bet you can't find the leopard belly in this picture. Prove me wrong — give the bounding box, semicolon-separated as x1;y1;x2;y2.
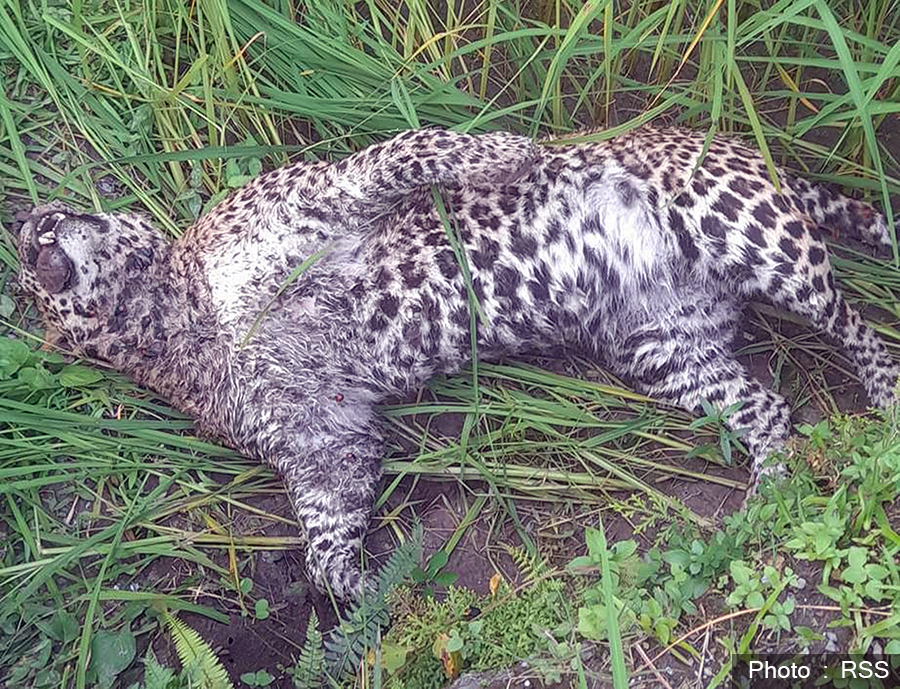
351;158;687;394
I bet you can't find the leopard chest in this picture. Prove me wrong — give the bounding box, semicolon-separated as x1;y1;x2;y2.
192;216;343;339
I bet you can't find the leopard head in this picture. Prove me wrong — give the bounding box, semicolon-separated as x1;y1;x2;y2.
16;202;171;358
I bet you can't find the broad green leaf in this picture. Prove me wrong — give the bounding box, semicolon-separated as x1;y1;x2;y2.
381;642;408;674
59;364;104;387
0;338;30;379
254;599;270;620
89;629;136;689
35;610;79;644
0;294;15;318
18;365;57;390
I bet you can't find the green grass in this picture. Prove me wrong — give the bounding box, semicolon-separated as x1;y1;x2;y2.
1;0;899;686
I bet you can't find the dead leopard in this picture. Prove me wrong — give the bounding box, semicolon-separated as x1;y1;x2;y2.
15;125;899;598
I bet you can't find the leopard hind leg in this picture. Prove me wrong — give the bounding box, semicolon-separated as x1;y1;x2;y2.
603;287;791;482
706;198;900;408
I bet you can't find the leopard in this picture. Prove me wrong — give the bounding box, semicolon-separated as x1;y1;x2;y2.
14;125;899;599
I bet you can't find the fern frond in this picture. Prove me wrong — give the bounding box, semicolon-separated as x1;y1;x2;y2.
375;521;424;599
161;611;234;689
142;649;176;689
291;609;326;689
325;522;424;679
503;543;547;580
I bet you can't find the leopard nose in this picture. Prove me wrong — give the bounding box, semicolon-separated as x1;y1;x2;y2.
35;243;74;294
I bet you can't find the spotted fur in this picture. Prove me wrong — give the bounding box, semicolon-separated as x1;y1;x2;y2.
15;125;899;597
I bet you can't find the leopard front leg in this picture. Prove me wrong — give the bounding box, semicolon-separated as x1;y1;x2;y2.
231;388;384;599
280;432;382;599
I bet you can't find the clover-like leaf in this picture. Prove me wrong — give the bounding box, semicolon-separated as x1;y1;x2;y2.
0;339;30;379
90;629;136;689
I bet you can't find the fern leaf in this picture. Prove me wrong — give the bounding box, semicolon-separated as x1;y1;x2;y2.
325;522;424;678
162;611;234;689
291;609;326;689
375;522;423;599
142;649;176;689
503;543;547;580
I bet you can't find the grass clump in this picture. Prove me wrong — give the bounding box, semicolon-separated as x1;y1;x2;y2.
363;566;572;688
